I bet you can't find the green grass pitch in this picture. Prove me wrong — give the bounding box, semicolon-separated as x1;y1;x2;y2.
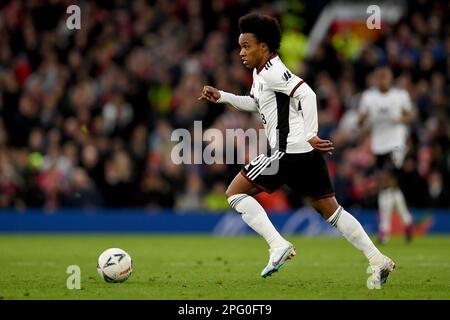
1;234;449;300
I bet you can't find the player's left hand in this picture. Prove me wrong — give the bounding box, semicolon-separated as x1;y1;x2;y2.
308;136;334;155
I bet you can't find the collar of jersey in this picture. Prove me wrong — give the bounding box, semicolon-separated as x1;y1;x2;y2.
256;53;278;74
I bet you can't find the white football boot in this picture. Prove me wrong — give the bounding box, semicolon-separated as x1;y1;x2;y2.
367;256;396;289
261;242;296;278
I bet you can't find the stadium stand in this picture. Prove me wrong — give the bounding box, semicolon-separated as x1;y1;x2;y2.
0;0;449;211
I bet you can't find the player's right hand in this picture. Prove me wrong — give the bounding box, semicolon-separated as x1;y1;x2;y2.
198;85;221;103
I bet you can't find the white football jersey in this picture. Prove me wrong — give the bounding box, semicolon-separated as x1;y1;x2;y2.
359;87;412;155
248;54;315;153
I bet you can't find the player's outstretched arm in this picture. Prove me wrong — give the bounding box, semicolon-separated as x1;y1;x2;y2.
198;85;258;112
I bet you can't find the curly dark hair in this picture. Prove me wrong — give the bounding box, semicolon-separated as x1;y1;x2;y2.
239;13;282;53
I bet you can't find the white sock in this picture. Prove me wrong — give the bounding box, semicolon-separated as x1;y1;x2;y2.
378;189;394;238
228;194;287;249
327;206;384;265
393;189;413;225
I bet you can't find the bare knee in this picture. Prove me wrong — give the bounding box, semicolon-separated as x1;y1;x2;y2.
225;186;235;198
309;196;340;220
225;183;260;198
226;172;261;198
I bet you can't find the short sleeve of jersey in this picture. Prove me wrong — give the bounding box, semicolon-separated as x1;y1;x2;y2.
399;89;412;112
359;91;371;114
261;67;305;98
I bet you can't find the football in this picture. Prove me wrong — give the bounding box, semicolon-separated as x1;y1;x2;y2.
97;248;133;283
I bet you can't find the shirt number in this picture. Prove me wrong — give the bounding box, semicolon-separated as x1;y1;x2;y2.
261;113;267;124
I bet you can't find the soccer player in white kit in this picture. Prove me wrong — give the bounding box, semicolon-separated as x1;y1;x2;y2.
359;66;414;244
199;13;394;288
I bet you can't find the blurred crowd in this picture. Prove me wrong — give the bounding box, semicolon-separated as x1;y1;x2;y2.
0;0;449;212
